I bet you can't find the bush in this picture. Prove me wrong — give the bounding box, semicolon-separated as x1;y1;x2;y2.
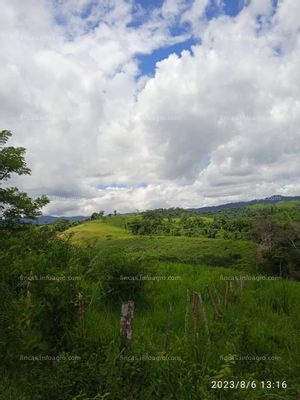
0;226;85;363
92;248;149;304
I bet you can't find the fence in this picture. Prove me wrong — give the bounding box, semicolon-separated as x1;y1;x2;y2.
119;278;246;350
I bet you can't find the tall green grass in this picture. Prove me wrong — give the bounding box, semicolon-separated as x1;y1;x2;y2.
68;262;300;399
2;223;299;400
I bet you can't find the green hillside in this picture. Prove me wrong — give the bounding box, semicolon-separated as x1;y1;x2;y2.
2;206;300;400
64;218;253;268
64;219;133;242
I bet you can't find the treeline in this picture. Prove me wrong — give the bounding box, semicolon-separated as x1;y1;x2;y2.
126;209;300;279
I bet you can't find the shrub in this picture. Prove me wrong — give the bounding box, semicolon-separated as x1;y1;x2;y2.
92;248;149;304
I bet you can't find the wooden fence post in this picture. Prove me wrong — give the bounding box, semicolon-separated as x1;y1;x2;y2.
120;301;134;349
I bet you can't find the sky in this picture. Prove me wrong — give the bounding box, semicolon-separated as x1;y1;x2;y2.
0;0;299;216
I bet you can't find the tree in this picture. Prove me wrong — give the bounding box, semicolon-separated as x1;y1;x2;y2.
90;211;105;220
53;218;70;232
90;212;100;220
127;218;143;234
251;211;300;278
0;130;49;227
127;211;163;235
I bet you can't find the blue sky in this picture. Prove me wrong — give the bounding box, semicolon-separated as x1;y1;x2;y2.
221;0;248;17
97;183;128;190
56;0;255;76
55;0;280;76
136;37;199;76
5;0;297;215
136;0;164;9
134;0;280;76
134;0;252;76
97;182;148;190
135;0;246;15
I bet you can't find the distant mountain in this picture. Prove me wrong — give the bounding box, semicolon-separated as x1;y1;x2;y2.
24;195;300;223
196;195;300;212
29;215;88;224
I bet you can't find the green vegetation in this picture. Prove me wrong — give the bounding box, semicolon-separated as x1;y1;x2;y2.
1;131;300;399
1;229;300;399
65;220;132;242
0;130;49;228
90;211;105;220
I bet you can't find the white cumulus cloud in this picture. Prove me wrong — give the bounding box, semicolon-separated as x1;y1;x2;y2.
0;0;299;215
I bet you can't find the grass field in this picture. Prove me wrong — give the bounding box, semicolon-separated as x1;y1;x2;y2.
6;214;298;399
65;220;253;269
64;220;133;242
81;262;300;399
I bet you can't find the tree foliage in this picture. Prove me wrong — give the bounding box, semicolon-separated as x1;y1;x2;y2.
0;130;49;227
90;211;104;220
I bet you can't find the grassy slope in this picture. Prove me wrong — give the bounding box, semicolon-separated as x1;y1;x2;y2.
60;218;300;399
65;219;253;269
99;236;252;268
64;220;132;242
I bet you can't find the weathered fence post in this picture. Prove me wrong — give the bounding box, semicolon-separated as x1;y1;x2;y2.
198;292;211;344
206;286;222;320
163;302;173;353
120;301;134;350
184;289;190;337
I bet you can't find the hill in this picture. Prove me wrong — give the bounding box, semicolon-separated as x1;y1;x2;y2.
32;195;300;223
3;197;300;400
196;195;300;212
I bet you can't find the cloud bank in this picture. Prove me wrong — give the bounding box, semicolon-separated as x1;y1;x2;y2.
0;0;299;215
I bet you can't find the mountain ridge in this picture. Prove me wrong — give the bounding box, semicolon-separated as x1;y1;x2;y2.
33;195;300;223
195;194;300;212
